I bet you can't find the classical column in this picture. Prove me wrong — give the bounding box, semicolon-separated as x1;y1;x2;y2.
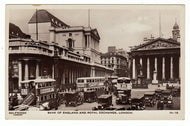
152;57;158;83
170;56;173;79
162;57;165;80
18;61;22;88
89;35;91;48
87;35;89;48
132;58;136;79
140;57;143;75
72;69;74;83
52;64;54;79
147;57;150;79
179;56;180;79
49;27;55;43
140;57;142;66
36;61;39;79
24;60;29;80
154;57;157;72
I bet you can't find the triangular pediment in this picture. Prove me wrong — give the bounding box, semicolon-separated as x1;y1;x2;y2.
92;29;100;39
133;38;180;51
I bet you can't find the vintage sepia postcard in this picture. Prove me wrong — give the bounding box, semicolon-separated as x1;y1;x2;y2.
5;4;185;120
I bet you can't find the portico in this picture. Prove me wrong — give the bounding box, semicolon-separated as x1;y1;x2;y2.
130;38;180;87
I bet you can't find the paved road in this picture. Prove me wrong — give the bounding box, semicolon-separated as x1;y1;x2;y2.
143;96;180;110
58;95;180;111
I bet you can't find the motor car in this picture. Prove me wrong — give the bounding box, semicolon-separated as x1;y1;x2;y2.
92;94;112;110
166;99;173;108
84;90;97;103
157;100;164;110
65;91;84;107
155;89;163;100
116;90;131;104
130;96;145;110
172;88;180;97
162;90;172;104
144;92;156;107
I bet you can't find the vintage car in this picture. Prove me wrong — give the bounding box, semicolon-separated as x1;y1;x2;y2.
9;95;19;110
172;88;180;97
65;91;84;107
84;90;97;103
116;90;131;104
162;90;172;104
157;100;164;110
92;94;113;110
144;92;156;107
166;99;173;108
155;89;163;100
130;96;145;110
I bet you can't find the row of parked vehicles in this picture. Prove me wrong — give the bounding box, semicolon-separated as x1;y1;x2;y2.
57;76;178;110
10;75;179;111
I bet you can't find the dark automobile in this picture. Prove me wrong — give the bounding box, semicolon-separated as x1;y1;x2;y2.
9;95;18;110
84;91;97;103
155;89;163;100
162;90;172;104
166;99;173;108
157;100;164;110
65;91;84;107
92;94;112;110
172;88;180;97
144;92;156;107
116;90;131;104
130;96;145;110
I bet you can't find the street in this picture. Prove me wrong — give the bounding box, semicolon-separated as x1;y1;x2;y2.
57;94;180;111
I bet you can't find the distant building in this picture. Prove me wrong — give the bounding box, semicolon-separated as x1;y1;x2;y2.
129;22;180;88
9;9;113;93
108;46;116;53
101;46;128;77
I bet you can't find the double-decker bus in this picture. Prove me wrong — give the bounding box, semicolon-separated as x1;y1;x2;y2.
115;77;132;104
76;77;107;102
19;78;56;108
116;77;132;90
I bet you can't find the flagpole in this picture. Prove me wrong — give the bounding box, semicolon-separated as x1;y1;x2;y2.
88;9;90;27
159;10;161;38
36;9;38;40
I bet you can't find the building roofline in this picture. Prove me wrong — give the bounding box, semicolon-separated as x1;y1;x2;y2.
131;37;180;51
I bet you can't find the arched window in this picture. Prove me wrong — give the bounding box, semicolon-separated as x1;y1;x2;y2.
68;38;73;49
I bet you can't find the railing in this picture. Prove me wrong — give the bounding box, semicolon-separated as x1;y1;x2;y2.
9;39;111;70
9;46;53;56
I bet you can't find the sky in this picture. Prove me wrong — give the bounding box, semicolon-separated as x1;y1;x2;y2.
8;5;184;53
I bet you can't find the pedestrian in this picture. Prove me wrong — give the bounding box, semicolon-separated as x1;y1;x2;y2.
157;100;161;110
55;99;58;110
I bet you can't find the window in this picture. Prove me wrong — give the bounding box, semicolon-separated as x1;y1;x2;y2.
68;38;73;48
118;80;123;83
85;36;87;48
78;79;84;83
69;33;72;37
41;96;43;101
124;80;131;83
12;47;19;50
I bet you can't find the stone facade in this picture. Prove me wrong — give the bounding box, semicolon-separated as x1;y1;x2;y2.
8;10;113;93
129;22;181;88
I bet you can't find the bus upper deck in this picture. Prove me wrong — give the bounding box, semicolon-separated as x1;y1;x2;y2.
116;77;132;90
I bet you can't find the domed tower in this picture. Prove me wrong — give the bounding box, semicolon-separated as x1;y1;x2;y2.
172;22;180;42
